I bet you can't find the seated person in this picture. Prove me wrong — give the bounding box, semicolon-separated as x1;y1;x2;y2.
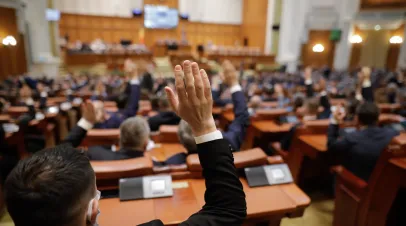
178;60;250;155
64;103;150;161
279;97;321;152
3;61;246;226
328;102;399;182
248;95;262;116
148;95;180;132
304;68;331;119
92;75;140;129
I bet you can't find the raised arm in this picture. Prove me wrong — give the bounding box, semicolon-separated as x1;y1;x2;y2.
221;60;250;150
122;75;141;118
62;101;96;148
164;61;247;226
327;106;351;153
304;67;314;98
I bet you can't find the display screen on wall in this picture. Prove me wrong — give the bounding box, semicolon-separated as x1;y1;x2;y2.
144;5;179;29
46;9;61;21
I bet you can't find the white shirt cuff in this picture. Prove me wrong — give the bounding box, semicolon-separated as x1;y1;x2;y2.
25;98;34;106
356;93;363;101
40;91;48;98
130;79;140;85
77;118;94;131
362;80;371;88
320;91;327;96
194;130;223;144
305;79;313;85
230;85;242;94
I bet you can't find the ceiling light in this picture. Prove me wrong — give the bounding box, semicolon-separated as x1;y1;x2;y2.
2;35;17;46
312;44;324;53
389;36;403;44
374;25;381;31
350;35;363;44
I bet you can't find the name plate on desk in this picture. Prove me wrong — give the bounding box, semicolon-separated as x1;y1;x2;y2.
119;175;173;201
245;164;293;187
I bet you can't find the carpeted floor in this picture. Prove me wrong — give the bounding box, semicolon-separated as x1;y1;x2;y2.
281;193;334;226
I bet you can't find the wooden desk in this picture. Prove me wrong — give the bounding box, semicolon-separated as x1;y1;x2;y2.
298;135;328;154
0;114;11;123
247;121;293;151
99;179;310;226
378;103;400;113
149;143;186;162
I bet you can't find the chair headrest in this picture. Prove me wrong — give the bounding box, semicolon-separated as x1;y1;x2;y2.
187;148;268;171
91;156;153;179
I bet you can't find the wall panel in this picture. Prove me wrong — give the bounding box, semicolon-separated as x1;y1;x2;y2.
300;30;336;68
59;13;241;52
361;0;406;9
0;7;27;79
241;0;268;51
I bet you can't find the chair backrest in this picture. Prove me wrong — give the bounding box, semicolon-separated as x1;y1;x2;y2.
333;134;406;226
356;135;406;226
255;108;288;121
91;156;153;190
186;148;268;172
81;129;120;147
7;106;28;118
158;125;179;143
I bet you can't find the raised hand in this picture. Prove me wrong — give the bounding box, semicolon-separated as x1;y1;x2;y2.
165;60;216;137
221;60;239;87
304;66;312;81
81;100;97;124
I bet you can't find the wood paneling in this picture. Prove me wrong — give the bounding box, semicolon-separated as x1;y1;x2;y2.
143;0;178;8
386;44;400;71
241;0;268;52
59;13;241;53
349;26;363;70
0;7;27;79
300;30;336;68
361;0;406;9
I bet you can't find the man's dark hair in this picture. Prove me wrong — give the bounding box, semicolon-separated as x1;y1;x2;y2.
5;144;95;226
356;102;380;126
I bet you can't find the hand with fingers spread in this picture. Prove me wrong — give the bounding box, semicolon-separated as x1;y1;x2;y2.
165;60;216;137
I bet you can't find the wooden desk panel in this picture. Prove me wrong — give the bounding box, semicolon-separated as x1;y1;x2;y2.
149;143;187;162
99;198;155;226
154;186;200;226
298;135;328;153
65;52;152;67
253;121;292;133
99;179;310;226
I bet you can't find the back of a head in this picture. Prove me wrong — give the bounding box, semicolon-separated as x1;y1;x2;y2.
293;92;305;110
5;145;95;226
249;95;262;109
305;97;320;115
158;95;170;111
356;102;380;126
120;116;150;151
178;120;197;154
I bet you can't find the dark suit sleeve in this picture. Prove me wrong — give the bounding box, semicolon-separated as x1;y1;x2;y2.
123;83;140;118
223;91;250;150
305;82;314;98
361;86;374;102
61;125;88;148
327;124;351;153
212;89;230;107
180;138;247;225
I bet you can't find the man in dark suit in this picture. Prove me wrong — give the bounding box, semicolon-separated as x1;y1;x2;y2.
328;102;399;182
178;60;250;155
92;75;141;129
148;95;180;132
63;101;150;161
4;60;247;226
